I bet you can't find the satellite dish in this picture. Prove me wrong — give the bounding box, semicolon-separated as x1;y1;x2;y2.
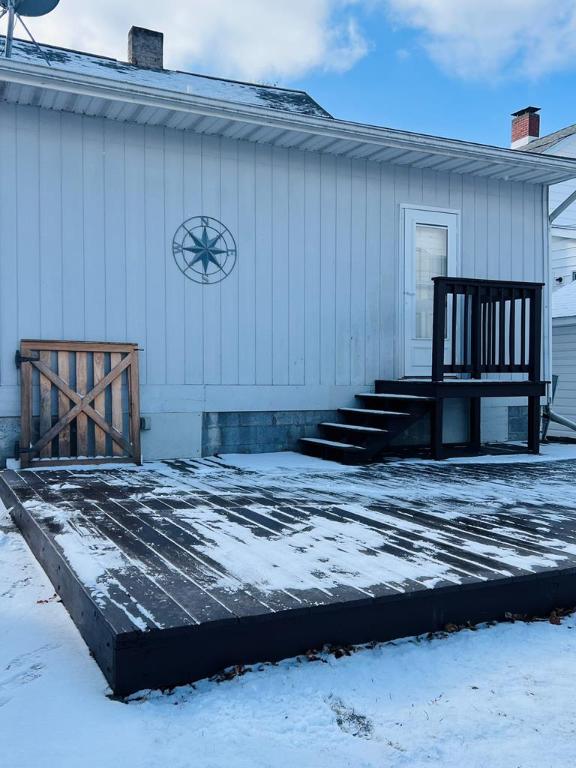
0;0;60;60
13;0;60;17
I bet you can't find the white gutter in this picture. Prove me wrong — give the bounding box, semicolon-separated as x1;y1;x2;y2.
2;57;576;182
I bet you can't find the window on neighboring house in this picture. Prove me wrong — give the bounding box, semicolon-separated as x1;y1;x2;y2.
572;271;576;282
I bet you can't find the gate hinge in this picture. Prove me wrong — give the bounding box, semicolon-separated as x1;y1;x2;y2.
15;351;39;368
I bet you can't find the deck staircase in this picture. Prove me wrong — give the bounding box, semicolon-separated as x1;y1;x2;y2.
300;392;432;464
300;277;546;464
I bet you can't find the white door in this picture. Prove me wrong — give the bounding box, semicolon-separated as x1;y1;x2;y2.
403;207;460;377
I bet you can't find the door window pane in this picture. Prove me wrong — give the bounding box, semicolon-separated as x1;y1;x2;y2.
415;224;448;339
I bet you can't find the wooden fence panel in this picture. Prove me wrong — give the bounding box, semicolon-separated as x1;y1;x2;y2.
39;350;51;458
18;340;141;468
93;351;106;456
76;351;88;457
111;352;123;457
57;351;71;458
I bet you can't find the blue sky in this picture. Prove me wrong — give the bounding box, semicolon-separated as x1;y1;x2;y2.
296;5;576;148
301;35;574;149
25;0;576;150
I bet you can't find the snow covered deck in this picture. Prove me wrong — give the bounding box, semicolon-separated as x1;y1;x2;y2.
3;447;576;695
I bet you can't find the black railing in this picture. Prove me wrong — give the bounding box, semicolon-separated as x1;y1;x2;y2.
431;277;543;383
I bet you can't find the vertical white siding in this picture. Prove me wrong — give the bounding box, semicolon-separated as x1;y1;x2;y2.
104;120;128;342
0;101;17;389
164;129;186;385
254;143;273;386
303;151;322;386
544;136;576;301
124;124;147;378
182;132;203;386
237;141;257;385
319;153;337;387
552;236;576;287
0;102;549;417
550;321;576;438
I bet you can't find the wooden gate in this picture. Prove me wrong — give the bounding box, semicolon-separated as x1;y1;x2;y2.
18;340;141;469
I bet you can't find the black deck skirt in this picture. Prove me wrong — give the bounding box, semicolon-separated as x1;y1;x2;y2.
113;568;576;695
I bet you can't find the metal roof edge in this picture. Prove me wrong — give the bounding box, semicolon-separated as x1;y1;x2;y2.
2;57;576;180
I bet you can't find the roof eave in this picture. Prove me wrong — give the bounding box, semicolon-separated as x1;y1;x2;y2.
2;58;576;185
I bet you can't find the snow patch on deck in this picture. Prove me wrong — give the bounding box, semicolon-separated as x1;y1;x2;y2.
21;499;150;629
172;505;457;593
219;443;576;471
11;444;576;628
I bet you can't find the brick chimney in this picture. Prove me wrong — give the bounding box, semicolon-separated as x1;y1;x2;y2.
511;106;540;149
128;27;164;69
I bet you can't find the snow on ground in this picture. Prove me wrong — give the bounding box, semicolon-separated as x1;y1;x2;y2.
217;451;353;472
2;500;576;767
220;441;576;471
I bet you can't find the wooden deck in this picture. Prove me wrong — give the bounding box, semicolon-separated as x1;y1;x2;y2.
3;453;576;696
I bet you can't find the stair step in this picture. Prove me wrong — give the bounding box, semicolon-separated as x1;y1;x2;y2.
357;393;434;402
339;408;410;418
300;438;365;451
370;392;434;402
299;437;369;465
321;422;388;434
299;386;436;466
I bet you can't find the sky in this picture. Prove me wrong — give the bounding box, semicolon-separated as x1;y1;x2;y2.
12;0;576;147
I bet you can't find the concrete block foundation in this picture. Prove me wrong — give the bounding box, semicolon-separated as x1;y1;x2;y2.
202;410;337;455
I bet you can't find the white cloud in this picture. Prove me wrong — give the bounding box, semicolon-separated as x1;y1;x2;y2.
21;0;369;81
12;0;574;83
385;0;576;79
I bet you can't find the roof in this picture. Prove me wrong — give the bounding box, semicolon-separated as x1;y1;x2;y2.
2;38;576;185
553;280;576;319
522;124;576;154
2;37;331;118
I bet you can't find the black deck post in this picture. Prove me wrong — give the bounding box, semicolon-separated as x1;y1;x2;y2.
469;397;481;453
431;398;444;460
527;396;541;454
431;279;447;383
471;285;482;379
431;280;447;459
527;285;543;454
529;286;543;383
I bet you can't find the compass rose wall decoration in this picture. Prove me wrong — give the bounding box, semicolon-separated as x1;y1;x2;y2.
172;216;237;284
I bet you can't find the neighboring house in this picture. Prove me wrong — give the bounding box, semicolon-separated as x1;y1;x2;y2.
512;108;576;290
550;280;576;439
513;109;576;443
1;29;575;466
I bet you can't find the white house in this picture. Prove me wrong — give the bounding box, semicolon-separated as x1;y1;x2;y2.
1;29;575;467
550;280;576;439
511;107;576;289
511;108;576;442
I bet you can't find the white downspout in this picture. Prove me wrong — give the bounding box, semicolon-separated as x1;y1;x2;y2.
544;184;552;403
